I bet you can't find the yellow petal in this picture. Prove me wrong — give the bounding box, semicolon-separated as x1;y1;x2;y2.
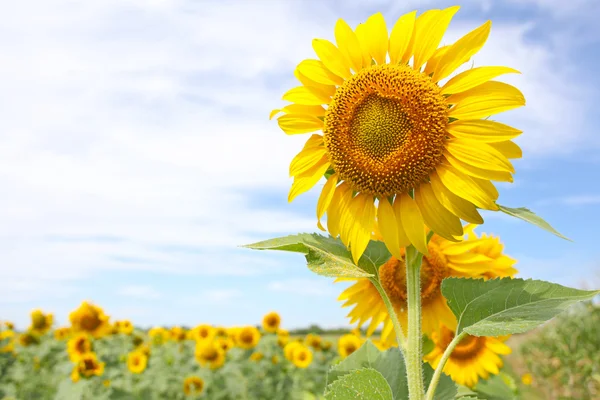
377;198;402;259
278;114;324;135
433;20;491;82
388;11;416;64
446;119;522;142
282;86;329;105
294;69;337;97
335;19;364;72
446;139;514;172
327;183;352;238
442;66;520;95
316;174;339;231
348;193;376;264
430;171;482;224
412;6;460;70
397;193;428;255
423;45;450;76
288;156;330;202
415;184;463;241
312;39;351;80
270;104;326;120
354;23;373;68
444;153;513;182
472;176;499;202
448;81;525;119
435;164;498;210
297;59;344;86
289;140;327;176
361;13;388;65
489;140;522;159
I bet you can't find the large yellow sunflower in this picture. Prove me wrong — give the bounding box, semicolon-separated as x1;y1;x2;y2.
424;325;512;387
262;312;281;333
69;301;110;339
338;226;517;342
29;309;53;335
273;7;524;262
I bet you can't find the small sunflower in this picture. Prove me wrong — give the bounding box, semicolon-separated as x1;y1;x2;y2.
284;341;303;361
277;335;289;348
115;320;134;335
236;326;261;350
215;336;234;353
29;309;53;335
53;327;71;341
321;340;333;351
273;7;524;263
72;352;105;380
305;333;322;350
271;355;280;365
521;373;533;386
250;351;264;362
3;321;14;330
69;301;110;339
127;350;148;374
338;226;517;341
291;344;313;368
262;312;281;333
191;324;215;342
424;325;512;387
148;326;170;345
338;334;362;358
195;341;226;370
170;326;188;342
103;379;111;388
214;327;228;337
183;376;205;396
18;332;40;347
67;333;93;362
0;330;16;353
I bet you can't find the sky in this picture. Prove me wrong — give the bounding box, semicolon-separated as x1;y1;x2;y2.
1;0;599;330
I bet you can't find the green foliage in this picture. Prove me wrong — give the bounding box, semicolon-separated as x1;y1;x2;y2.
496;205;569;240
441;277;600;336
243;233;391;278
325;368;393;400
472;373;517;400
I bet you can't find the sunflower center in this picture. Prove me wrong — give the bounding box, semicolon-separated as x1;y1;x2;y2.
438;326;486;360
32;313;46;329
83;359;95;370
379;239;449;308
80;314;101;331
324;64;448;198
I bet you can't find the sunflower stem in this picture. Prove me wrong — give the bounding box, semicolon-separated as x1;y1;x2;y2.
406;245;425;400
370;278;407;353
424;331;467;400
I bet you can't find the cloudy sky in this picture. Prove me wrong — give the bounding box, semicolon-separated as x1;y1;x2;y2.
1;0;599;330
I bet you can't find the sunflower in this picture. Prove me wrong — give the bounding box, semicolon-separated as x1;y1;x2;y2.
424;325;511;387
72;352;105;381
338;227;517;342
195;341;226;370
103;379;111;388
215;336;234;353
18;332;40;347
284;341;302;361
250;351;264;362
214;327;228;337
115;320;134;335
273;7;524;262
305;333;322;350
29;309;53;335
149;326;170;345
0;330;15;354
236;326;261;350
262;312;281;333
277;335;289;348
338;334;362;358
127;350;148;374
521;373;533;386
191;324;215;342
170;326;187;342
69;301;110;339
67;333;93;362
291;344;313;368
321;340;333;351
183;376;205;396
3;321;14;330
54;327;71;341
272;355;280;365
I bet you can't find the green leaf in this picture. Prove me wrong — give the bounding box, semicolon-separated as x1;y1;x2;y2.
442;277;600;336
473;373;517;400
325;368;393;400
243;234;391;278
422;335;435;355
497;204;570;240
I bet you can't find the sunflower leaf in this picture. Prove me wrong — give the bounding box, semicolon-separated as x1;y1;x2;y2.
442;277;600;336
496;204;570;241
243;234;390;278
324;368;393;400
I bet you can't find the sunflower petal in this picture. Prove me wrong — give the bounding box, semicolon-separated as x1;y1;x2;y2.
446;139;514;172
316;174;339;231
360;13;388;65
335;19;364;72
444;153;514;182
430;171;484;224
377;198;402;259
278;114;324;135
312;39;351;80
389;11;416;64
289;140;327;176
446;119;522;142
355;23;374;67
433;20;491;82
415;184;463;241
435;165;498;210
294;69;337;97
349;193;376;263
270;104;326;120
489;140;522;159
327;183;352;238
297;59;344;86
397;193;428;255
442;66;520;95
412;6;460;70
282;86;329;105
423;45;450;76
448;81;525;119
288;156;330;202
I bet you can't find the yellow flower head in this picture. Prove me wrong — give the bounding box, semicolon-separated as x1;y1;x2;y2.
214;326;228;337
338;227;517;342
67;333;93;362
0;330;16;354
69;301;110;339
338;334;362;359
277;335;289;348
73;352;105;379
236;326;261;350
170;326;187;342
183;376;205;396
424;325;512;387
191;324;215;342
3;321;15;330
29;309;53;335
195;340;226;370
262;312;281;333
115;320;134;335
521;372;533;386
103;379;111;388
271;355;280;365
18;332;40;347
284;341;302;361
321;340;333;351
148;326;170;344
127;350;148;374
249;351;264;362
215;336;235;353
273;7;524;263
54;327;71;341
305;333;322;350
350;327;362;337
291;344;313;368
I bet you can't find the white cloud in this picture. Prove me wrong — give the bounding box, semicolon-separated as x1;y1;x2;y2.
536;194;600;207
268;279;336;297
117;285;162;299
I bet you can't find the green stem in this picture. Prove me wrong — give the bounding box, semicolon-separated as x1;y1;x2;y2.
370;278;407;353
406;245;425;400
424;331;467;400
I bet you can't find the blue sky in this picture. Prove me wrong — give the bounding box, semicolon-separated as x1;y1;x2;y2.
1;0;599;330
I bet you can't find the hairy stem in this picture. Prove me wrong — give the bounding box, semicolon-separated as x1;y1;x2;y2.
424;331;467;400
370;278;407;353
406;245;425;400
